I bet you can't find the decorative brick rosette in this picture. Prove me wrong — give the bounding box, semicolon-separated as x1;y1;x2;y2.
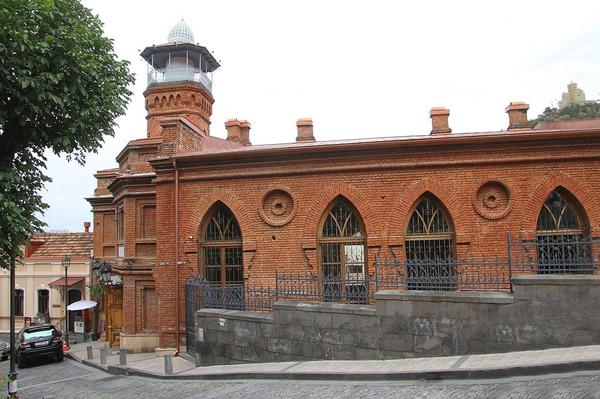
473;181;512;220
259;188;296;226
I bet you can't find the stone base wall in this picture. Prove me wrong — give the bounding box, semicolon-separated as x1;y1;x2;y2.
194;275;600;365
120;332;160;353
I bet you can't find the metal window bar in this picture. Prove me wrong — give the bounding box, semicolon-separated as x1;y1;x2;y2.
513;233;600;274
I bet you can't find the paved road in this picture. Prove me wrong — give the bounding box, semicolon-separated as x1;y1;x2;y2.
3;357;600;398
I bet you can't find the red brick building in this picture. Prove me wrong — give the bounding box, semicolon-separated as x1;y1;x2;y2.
88;21;600;352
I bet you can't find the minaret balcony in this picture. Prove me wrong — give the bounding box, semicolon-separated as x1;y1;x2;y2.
147;65;212;92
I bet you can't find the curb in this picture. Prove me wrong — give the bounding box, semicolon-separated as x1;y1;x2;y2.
65;351;600;381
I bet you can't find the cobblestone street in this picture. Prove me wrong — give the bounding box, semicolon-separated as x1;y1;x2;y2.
3;358;600;399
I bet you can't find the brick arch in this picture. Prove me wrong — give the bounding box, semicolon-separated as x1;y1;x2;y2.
521;173;600;233
386;178;469;246
186;188;255;250
301;183;380;248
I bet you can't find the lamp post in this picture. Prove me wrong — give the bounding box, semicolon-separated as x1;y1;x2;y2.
8;253;17;398
62;255;71;345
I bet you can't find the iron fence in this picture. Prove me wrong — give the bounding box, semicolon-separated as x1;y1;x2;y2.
375;257;511;292
184;234;600;314
275;272;376;305
204;283;275;312
512;234;600;274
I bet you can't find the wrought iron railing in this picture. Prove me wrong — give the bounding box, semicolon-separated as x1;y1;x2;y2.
185;234;600;312
204;283;275;312
275;272;376;305
147;66;212;92
512;234;600;274
375;257;511;292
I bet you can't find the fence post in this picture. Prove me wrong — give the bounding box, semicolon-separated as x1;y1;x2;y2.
591;232;595;271
164;354;173;374
275;270;279;302
119;349;127;366
506;231;513;293
375;254;379;292
99;346;107;365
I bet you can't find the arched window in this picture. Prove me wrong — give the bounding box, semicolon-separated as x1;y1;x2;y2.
536;189;589;273
199;203;243;285
318;197;366;302
405;195;455;290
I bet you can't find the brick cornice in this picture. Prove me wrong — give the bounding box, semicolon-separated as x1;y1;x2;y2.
107;173;156;194
152;153;600;184
168;128;600;167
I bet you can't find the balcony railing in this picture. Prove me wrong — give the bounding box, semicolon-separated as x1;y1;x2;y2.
147;66;212;92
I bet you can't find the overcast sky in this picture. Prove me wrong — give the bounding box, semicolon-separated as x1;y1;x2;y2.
42;0;600;232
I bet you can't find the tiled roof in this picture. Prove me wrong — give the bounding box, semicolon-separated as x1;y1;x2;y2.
27;232;92;259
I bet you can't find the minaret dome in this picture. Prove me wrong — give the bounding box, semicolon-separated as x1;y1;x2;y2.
168;20;194;44
140;21;221;138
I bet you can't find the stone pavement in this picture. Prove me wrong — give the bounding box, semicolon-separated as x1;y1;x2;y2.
66;341;600;381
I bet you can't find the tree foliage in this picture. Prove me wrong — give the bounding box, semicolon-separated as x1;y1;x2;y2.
530;102;600;126
0;0;134;268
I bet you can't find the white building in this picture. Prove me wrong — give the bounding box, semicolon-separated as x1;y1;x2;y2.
0;226;92;334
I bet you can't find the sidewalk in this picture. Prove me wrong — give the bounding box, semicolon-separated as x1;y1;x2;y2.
66;341;600;381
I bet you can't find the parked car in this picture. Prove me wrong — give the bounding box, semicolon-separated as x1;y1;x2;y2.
0;339;9;361
16;324;63;368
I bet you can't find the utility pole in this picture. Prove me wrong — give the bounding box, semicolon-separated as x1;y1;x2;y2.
8;253;18;398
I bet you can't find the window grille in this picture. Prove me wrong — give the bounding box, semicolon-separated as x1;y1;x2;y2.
535;190;589;273
405;196;455;290
318;198;367;302
199;203;243;285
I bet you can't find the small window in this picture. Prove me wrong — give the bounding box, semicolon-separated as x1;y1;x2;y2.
15;289;24;317
117;207;125;242
37;289;49;315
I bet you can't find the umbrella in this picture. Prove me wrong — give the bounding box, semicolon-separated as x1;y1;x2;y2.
67;299;97;311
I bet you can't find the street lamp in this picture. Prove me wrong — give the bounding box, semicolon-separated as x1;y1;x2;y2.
99;264;113;286
62;255;71;344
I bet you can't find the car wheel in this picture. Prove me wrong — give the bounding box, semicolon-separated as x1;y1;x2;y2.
56;351;64;362
1;355;7;362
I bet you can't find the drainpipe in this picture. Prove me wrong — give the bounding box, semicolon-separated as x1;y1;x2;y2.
173;160;180;356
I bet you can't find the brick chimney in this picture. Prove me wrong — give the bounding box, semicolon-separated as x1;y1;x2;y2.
505;102;531;130
225;119;241;142
239;120;251;146
84;221;91;233
296;118;315;142
225;119;251;146
430;107;451;135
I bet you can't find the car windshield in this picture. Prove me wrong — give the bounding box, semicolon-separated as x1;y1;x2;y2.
23;328;54;340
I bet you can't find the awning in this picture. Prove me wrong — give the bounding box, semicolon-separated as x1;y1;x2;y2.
48;277;85;287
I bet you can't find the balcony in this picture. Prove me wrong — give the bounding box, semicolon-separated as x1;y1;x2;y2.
147;66;212;92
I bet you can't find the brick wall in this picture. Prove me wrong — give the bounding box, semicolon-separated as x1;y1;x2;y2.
150;134;600;347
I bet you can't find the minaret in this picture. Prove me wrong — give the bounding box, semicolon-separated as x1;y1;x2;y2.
141;20;220;137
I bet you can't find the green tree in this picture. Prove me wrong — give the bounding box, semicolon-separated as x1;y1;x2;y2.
0;0;134;268
530;102;600;126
